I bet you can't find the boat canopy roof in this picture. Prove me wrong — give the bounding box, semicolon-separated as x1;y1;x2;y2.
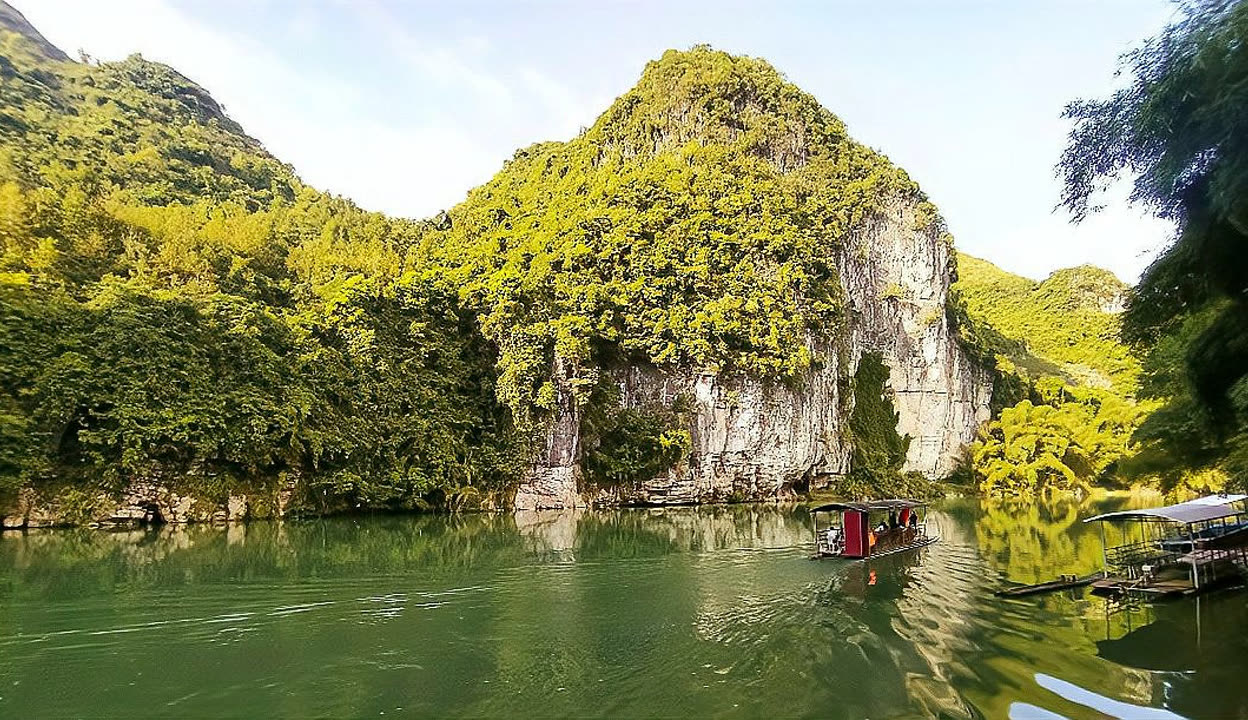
1083;493;1248;525
811;499;926;514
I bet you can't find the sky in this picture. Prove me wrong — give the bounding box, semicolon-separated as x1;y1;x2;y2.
22;0;1179;283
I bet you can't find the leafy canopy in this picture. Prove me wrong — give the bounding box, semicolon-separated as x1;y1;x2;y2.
1059;0;1248;489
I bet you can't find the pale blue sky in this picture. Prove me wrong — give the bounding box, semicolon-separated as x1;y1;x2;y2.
26;0;1176;281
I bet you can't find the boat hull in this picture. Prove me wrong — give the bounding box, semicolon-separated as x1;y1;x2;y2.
814;535;939;560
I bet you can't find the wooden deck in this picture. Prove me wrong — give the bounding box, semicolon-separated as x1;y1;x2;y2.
1090;571;1245;599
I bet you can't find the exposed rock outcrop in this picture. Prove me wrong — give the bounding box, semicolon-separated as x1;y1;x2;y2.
514;199;993;510
0;479;299;529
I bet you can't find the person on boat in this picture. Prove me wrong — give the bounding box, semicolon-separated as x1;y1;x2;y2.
825;526;842;551
889;511;899;530
908;512;918;530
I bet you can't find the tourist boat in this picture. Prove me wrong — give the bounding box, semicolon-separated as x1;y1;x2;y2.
1085;493;1248;600
810;499;938;559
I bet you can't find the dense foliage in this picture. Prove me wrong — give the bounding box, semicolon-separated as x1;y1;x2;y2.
580;386;691;491
953;255;1138;393
428;46;937;432
0;21;517;512
0;17;964;516
1060;0;1248;490
952;255;1152;495
834;352;930;499
971;394;1141;496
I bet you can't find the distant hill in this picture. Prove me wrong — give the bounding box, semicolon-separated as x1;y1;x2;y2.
0;1;69;62
952;253;1153;497
0;1;516;524
954;253;1139;395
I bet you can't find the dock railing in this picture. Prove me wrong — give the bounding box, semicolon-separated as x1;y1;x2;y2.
1105;539;1180;579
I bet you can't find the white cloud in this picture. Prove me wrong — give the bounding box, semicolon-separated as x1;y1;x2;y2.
279;120;499;218
352;0;515;109
990;206;1172;283
519;66;599;137
957;179;1175;284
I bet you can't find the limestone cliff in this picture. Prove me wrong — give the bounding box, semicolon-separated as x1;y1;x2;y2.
425;47;996;511
430;47;997;511
514;198;992;509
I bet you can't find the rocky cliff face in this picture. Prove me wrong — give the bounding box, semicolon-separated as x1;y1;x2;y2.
514;199;993;509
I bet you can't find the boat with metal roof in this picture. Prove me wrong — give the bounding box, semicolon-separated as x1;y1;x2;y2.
810;499;938;559
1084;493;1248;599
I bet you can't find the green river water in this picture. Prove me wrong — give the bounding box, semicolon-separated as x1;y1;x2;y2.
2;495;1247;718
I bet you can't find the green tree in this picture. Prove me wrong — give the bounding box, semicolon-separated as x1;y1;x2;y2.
1059;0;1248;487
971;394;1141;496
430;46;938;433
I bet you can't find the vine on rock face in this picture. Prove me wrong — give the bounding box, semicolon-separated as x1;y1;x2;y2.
831;352;931;500
580;382;692;492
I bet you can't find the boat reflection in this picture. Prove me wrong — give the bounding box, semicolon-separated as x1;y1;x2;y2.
836;547;927;601
1091;593;1248;717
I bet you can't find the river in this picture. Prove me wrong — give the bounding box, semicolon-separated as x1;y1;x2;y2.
2;495;1246;718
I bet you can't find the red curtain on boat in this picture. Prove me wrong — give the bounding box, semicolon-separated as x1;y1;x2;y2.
843;510;869;557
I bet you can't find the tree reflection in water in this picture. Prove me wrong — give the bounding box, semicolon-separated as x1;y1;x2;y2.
2;497;1247;718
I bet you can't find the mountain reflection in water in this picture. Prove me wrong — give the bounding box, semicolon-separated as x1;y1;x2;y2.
1;496;1247;718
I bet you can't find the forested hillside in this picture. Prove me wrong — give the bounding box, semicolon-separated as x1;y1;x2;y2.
424;46;945;496
0;9;945;520
0;7;518;519
955;254;1136;392
952;255;1156;496
5;0;1187;522
427;47;931;421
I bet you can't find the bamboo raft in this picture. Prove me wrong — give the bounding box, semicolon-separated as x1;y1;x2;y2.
994;572;1103;598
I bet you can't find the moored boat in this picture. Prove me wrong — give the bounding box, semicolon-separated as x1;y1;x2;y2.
810;499;938;559
1085;493;1248;600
